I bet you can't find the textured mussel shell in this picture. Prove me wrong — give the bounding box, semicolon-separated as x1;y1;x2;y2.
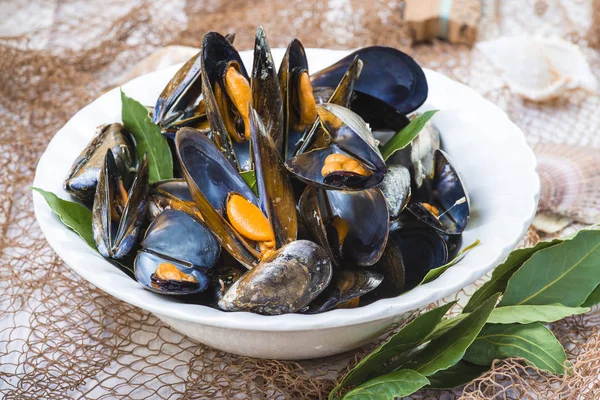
218;240;333;315
148;179;198;220
153;50;204;129
176;127;260;269
307;269;383;313
141;209;220;268
407;149;470;235
278;39;312;160
134;209;220;295
153;33;235;131
299;186;389;267
286;104;387;190
390;226;448;289
64;123;136;204
378;165;411;219
311;46;428;115
93;151;149;259
249;108;297;247
201;31;249;169
134;252;209;295
251;26;284;151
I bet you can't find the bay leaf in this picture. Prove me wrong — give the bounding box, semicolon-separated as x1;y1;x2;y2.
419;240;480;285
427;314;467;341
464;322;567;374
330;302;455;399
380;110;438;161
240;170;258;196
33;188;134;274
582;284;600;307
121;89;173;184
487;304;589;324
405;293;500;377
463;239;563;312
426;361;488;389
33;187;95;249
500;229;600;307
342;369;429;400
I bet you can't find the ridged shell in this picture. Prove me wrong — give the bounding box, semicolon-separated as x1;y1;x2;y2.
477;36;597;102
535;143;600;224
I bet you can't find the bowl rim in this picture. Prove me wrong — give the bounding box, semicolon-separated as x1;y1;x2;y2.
33;48;540;332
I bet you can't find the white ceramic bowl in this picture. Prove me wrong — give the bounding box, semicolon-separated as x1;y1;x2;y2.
33;48;539;360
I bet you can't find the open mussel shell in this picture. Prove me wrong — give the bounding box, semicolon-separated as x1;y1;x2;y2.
218;240;333;315
252;26;284;151
141;209;220;267
249;108;297;247
279;39;315;160
64;123;136;204
93;150;149;259
201;31;249;169
326;56;363;108
299;186;389;267
134;209;220;295
286;104;387;190
153;50;204;129
390;225;448;289
153;33;235;132
135;252;209;295
177;128;258;213
311;46;428;115
407;149;470;235
306;269;383;313
148;179;199;220
176;127;260;269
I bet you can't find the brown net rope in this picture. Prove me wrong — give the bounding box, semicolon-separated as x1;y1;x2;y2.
1;0;599;398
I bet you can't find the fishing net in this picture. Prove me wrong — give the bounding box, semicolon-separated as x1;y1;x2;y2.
1;0;599;398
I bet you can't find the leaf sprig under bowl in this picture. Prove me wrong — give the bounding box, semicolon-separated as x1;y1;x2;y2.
34;26;472;316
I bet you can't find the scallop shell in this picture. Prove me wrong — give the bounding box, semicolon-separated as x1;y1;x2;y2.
477;36;597;101
535;143;600;225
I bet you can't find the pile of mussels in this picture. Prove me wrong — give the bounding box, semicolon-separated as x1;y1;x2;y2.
63;27;469;315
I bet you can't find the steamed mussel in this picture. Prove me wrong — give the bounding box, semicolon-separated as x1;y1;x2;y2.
58;26;472;316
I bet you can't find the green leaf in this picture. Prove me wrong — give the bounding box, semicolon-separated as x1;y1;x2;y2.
342;370;429;400
500;230;600;307
121;89;173;183
406;293;500;377
464;322;567;374
487;304;589;324
419;240;481;285
426;361;489;389
464;239;563;312
582;284;600;307
331;302;455;398
32;188;95;249
240;170;258;196
427;314;467;341
380;110;439;161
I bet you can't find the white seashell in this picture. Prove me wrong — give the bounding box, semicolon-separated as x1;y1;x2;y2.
532;212;573;234
477;36;597;101
535;143;600;224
